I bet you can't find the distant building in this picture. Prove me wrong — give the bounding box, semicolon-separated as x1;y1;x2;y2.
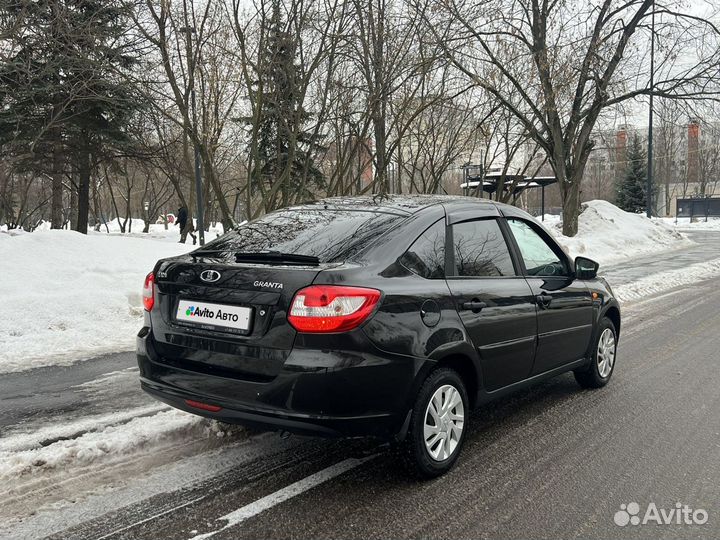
591;119;718;216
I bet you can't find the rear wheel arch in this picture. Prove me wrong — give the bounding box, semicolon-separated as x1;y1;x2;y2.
433;353;479;409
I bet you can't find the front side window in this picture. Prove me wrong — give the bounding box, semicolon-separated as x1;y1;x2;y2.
452;219;515;277
399;220;446;279
507;219;568;277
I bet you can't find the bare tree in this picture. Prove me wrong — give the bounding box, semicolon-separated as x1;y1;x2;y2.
349;0;444;194
399;91;482;194
135;0;240;230
654;99;686;214
227;0;349;217
418;0;720;235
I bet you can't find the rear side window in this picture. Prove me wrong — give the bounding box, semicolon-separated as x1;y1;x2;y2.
207;209;404;263
399;220;445;279
452;219;515;277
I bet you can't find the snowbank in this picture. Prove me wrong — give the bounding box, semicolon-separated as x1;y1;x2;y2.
544;200;692;266
656;216;720;231
0;409;224;480
614;257;720;302
0;230;194;373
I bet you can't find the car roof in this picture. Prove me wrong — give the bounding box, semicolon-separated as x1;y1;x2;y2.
295;194;507;216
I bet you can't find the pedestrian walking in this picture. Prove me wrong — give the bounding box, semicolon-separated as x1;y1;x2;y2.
176;206;197;245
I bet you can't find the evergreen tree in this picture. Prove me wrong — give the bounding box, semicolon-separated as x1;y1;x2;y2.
0;0;142;232
616;134;647;213
250;1;324;209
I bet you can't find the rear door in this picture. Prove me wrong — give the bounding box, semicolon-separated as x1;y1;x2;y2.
505;217;594;374
444;217;538;391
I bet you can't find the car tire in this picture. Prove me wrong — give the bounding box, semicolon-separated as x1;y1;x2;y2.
400;368;469;478
574;317;617;389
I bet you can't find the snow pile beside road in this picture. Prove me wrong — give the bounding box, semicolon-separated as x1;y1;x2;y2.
614;257;720;302
0;230;193;373
0;410;220;480
544;200;692;266
0;403;166;454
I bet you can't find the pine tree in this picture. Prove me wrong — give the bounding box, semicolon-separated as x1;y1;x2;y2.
250;1;324;209
616;134;647;213
0;0;142;232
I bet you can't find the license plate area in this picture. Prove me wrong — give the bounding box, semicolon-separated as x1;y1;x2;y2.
175;299;253;335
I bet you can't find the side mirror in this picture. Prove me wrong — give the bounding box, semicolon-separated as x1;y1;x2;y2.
575;256;599;280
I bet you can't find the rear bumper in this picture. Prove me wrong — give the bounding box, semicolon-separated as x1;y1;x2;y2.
137;328;425;439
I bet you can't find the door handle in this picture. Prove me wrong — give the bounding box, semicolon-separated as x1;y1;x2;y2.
461;299;487;313
536;294;553;307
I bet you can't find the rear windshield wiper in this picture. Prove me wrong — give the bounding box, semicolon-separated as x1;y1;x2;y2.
234;251;320;266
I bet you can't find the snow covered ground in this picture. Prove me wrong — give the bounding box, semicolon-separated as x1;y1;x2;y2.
542;200;693;265
613;257;720;302
92;219;226;243
656;216;720;231
0;229;195;373
24;218;226;242
0;409;209;481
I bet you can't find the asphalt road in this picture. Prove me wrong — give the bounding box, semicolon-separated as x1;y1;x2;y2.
1;352;142;432
3;233;720;540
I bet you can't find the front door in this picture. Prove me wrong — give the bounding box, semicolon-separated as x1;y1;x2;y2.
505;218;594;375
444;217;538;391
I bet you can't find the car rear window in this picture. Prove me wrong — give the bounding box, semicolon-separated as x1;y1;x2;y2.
207;208;405;263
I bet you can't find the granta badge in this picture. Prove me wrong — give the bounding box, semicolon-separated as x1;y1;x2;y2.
254;280;283;289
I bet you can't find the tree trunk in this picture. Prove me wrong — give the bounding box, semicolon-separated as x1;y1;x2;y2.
374;118;387;193
51;140;64;229
69;179;78;229
198;146;234;231
75;146;91;234
560;172;581;237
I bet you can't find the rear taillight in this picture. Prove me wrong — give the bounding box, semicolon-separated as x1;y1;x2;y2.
288;285;381;333
143;272;155;311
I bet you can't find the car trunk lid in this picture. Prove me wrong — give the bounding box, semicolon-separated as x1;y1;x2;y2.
149;255;329;380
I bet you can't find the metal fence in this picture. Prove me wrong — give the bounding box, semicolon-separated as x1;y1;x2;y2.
676;198;720;219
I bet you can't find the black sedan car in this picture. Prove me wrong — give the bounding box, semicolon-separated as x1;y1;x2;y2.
137;195;620;477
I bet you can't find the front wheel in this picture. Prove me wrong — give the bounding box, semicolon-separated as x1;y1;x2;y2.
401;368;469;478
574;318;617;388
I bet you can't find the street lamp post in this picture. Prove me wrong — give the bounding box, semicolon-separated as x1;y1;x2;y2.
180;25;206;246
646;1;656;218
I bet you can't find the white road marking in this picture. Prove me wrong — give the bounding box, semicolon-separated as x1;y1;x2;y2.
94;494;207;540
189;455;376;540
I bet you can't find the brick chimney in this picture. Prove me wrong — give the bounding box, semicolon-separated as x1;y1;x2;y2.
616;127;628;158
687;119;700;185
